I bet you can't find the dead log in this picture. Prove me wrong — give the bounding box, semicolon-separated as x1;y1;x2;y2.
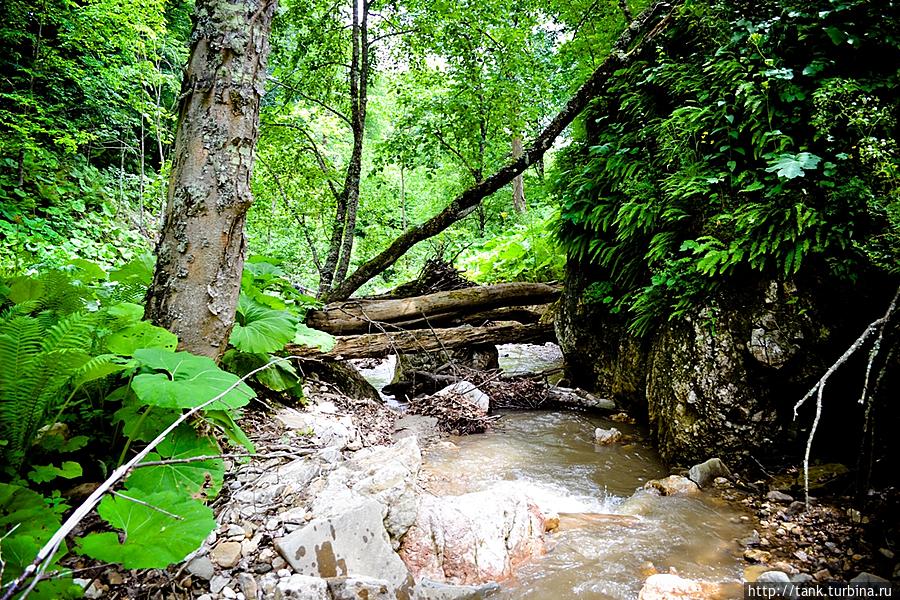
285;322;555;360
307;282;559;334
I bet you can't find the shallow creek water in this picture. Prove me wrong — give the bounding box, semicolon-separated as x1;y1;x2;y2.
358;344;750;599
424;411;749;599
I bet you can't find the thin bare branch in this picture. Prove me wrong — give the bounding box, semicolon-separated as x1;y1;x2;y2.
110;490;185;521
267;77;352;127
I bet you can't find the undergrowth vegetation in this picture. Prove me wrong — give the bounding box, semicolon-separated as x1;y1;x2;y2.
0;256;332;597
555;0;899;335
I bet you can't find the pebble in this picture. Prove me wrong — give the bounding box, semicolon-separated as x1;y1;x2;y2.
254;563;273;574
744;549;772;563
224;523;246;539
766;490;794;503
107;572;124;585
238;573;259;599
210;575;230;594
222;586;237;599
187;555;216;581
272;556;287;570
260;573;279;595
813;568;831;581
211;541;243;569
277;568;292;578
197;595;213;600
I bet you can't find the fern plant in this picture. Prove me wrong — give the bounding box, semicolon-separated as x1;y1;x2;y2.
554;0;899;334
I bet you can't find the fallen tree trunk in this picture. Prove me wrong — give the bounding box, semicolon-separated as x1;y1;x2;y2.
285;322;555;360
307;282;559;334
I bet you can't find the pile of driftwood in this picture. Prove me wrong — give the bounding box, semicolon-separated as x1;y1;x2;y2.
406;390;499;435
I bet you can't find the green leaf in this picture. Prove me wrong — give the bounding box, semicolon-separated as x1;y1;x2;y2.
73;354;130;387
131;349;255;410
106;302;145;323
27;461;83;484
230;294;297;353
0;483;70;593
765;152;821;179
125;426;224;499
204;410;255;453
293;324;336;352
109;253;154;287
106;321;178;356
67;259;106;283
114;399;181;442
77;490;215;569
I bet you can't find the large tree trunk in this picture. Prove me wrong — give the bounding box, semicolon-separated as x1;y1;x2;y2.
307;282;560;334
144;0;277;359
286;322;555;359
324;0;680;302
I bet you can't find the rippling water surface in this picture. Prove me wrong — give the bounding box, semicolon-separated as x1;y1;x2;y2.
424;411;750;599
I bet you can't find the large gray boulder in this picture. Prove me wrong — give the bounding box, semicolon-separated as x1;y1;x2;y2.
310;436;422;546
399;486;550;585
274;499;417;597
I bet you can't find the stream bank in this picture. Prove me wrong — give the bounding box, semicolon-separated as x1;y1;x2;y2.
82;344;896;599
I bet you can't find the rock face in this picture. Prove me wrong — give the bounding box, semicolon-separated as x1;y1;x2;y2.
554;262;648;412
399;487;549;585
555;263;841;465
310;437;422;547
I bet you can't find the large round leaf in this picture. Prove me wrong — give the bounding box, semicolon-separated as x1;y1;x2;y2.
125;426;224;499
131;349;255;410
77;489;215;569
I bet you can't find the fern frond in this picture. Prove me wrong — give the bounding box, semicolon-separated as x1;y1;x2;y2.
0;316;44;468
42;312;96;353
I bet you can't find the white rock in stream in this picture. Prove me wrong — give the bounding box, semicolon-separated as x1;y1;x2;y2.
310;436;421;546
638;574;734;599
433;381;490;414
398;487;550;585
594;426;622;445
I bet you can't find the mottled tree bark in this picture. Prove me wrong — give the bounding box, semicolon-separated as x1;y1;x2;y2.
511;134;526;213
144;0;277;359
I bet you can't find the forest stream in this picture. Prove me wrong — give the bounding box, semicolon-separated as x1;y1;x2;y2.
362;344;751;599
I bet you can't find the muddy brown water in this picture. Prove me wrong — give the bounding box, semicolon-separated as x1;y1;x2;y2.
358;344;750;599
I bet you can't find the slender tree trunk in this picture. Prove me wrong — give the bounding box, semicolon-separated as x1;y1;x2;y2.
400;165;407;229
511;134;526;213
144;0;277;359
325;0;680;301
334;0;369;285
319;0;369;294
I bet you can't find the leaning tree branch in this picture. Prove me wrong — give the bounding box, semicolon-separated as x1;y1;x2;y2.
792;285;899;508
0;358;293;600
324;0;682;301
